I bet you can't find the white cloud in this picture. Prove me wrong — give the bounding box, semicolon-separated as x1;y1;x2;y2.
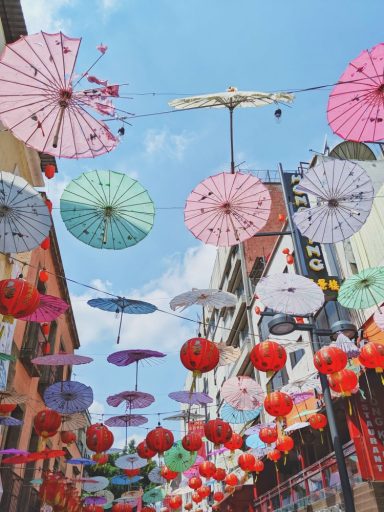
20;0;74;33
144;129;193;160
89;400;104;416
70;244;217;351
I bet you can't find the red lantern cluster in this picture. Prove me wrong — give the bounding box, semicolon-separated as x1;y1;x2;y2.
328;369;358;396
60;431;76;445
308;413;328;431
264;391;293;418
238;452;256;472
314;346;347;375
0;279;40;319
204;418;232;445
198;461;216;478
259;426;278;445
180;338;220;377
146;425;174;454
86;423;114;453
188;476;202;489
250;340;287;373
359;342;384;373
224;432;243;451
276;435;294;454
137;440;157;460
160;465;179;481
182;432;202;452
34;409;61;439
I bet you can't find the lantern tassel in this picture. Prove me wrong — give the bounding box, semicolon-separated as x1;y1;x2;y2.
38;437;47;451
381;374;384;386
284;454;287;466
320;431;324;445
348;398;352;416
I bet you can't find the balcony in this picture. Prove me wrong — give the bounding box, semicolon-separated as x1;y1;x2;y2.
0;468;40;512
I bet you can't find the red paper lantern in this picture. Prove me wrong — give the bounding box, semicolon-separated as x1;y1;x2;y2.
191;492;202;504
328;369;358;396
42;342;50;355
137;440;157;460
278;214;286;222
182;432;202;452
264;391;293;418
39;474;65;507
224;485;235;494
238;453;256;472
197;485;210;499
250;340;287;373
224;432;243;451
40;236;51;250
254;306;262;315
184;505;193;511
204;418;232;445
180;337;220;377
146;425;174;454
34;409;61;439
41;323;50;336
45;198;53;213
276;435;294;454
314;346;347;375
0;403;16;414
60;431;76;445
169;495;183;510
45;164;56;179
198;461;216;478
359;342;384;373
86;423;114;453
213;491;224;502
282;248;290;255
92;452;109;465
188;476;202;489
308;413;328;431
259;426;278;445
112;504;133;512
160;466;178;481
253;459;265;474
286;254;294;265
213;467;226;481
124;468;140;477
267;449;281;462
225;473;238;486
0;279;40;319
39;269;49;282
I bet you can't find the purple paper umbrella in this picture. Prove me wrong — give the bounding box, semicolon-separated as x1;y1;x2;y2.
0;448;29;455
19;294;69;322
0;417;23;426
83;496;107;505
107;390;154;409
183;455;204;478
44;381;93;414
168;391;213;405
244;423;275;436
105;415;148;428
32;353;93;366
291;391;315;405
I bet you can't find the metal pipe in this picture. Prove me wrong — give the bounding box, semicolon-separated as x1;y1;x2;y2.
253;230;292;237
229;106;235;174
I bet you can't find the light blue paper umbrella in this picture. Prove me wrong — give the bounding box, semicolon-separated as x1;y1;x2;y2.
110;475;142;486
60;170;155;250
221;403;261;424
67;457;96;466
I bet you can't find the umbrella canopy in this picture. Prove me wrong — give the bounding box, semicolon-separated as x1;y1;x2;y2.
110;475;142;486
94;490;114;506
2;454;32;464
216;343;241;366
333;332;360;358
221;376;263;411
170;288;237;311
143;486;166;504
0;171;51;253
244;423;275;436
83;496;107;506
221;403;261;424
0;448;29;456
0;31;118;158
164;441;197;472
44;380;93;413
105;414;148;427
281;373;321;394
32;353;93;366
107;349;166;366
327;42;384;142
256;273;324;316
0;390;27;405
290;391;314;405
20;294;69;322
67;458;96;466
0;353;15;362
293;159;374;243
163;411;205;422
284;422;310;433
83;476;109;493
28;449;66;461
168;391;213;406
0;417;23;427
106;390;155;409
61;170;154;250
61;413;87;431
338;267;384;309
292;409;321;420
148;466;167;485
184;171;271;246
115;453;147;470
246;434;270;450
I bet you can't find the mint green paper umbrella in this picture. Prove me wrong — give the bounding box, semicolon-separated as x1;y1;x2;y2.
143;486;166;503
338;267;384;309
0;353;15;362
60;170;155;250
164;440;197;472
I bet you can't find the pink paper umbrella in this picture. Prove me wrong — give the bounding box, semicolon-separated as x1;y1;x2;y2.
327;42;384;142
19;294;69;322
168;391;213;406
221;376;264;411
184;171;271;246
106;390;154;409
31;353;93;366
0;31;118;158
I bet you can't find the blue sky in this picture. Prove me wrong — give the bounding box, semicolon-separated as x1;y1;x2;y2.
19;0;384;448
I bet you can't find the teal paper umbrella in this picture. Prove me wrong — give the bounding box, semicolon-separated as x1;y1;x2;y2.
60;170;155;250
338;267;384;309
221;403;261;424
143;486;166;503
164;440;197;472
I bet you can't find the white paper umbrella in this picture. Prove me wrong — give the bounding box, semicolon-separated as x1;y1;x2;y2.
148;466;167;485
170;288;237;311
284;422;309;433
83;476;109;493
216;342;241;366
115;453;147;470
293;159;374;243
256;273;324;316
374;310;384;329
0;171;51;253
333;332;360;358
94;489;114;506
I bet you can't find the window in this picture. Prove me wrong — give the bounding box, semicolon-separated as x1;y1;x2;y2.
290;348;305;369
269;367;289;392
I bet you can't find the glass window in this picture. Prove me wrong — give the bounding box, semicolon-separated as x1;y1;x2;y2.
290;348;305;369
269;367;289;391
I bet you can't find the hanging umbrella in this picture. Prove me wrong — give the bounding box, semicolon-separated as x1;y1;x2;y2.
83;496;107;506
164;441;197;472
338;267;384;309
284;422;310;434
0;448;29;456
61;413;87;431
0;31;118;158
88;296;157;344
2;454;33;464
0;353;15;362
110;475;142;486
221;403;261;424
148;467;167;485
290;391;315;405
60;170;155;251
183;455;205;478
32;353;93;366
373;310;384;329
163;411;205;422
94;490;114;506
244;423;275;436
170;289;237;311
256;273;324;316
281;373;321;395
43;380;93;413
0;390;27;405
184;171;271;247
28;449;66;461
0;417;23;426
115;453;147;470
293;159;374;243
168;391;213;406
221;376;263;411
0;171;51;253
216;343;241;366
143;486;166;504
83;476;109;493
333;332;360;358
107;349;166;366
292;409;321;420
67;457;96;466
106;390;155;409
105;414;148;427
327;42;384;142
19;294;69;322
169;87;293;173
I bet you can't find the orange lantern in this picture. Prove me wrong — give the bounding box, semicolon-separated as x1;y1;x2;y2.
197;485;210;499
137;440;157;460
40;236;51;250
188;476;202;489
264;391;293;419
160;466;178;481
0;403;16;415
238;453;256;472
328;369;358;396
313;346;347;375
0;279;40;320
146;425;174;455
224;432;243;452
213;491;224;502
169;495;182;510
191;492;202;504
34;409;61;439
180;338;220;378
225;473;238;486
92;452;109;465
267;449;281;462
250;340;287;374
60;431;76;445
199;461;216;478
259;426;278;445
204;418;232;445
359;342;384;374
254;306;262;315
86;423;114;453
308;413;328;431
276;435;294;454
45;164;56;179
213;467;226;481
182;432;202;452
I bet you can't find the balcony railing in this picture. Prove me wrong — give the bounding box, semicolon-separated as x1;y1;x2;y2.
0;468;40;512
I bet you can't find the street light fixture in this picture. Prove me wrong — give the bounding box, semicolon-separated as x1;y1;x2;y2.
268;314;357;340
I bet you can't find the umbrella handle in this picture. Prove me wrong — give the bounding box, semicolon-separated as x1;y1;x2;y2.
53;105;66;148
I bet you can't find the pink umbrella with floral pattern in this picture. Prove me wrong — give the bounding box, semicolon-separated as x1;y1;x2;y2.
19;294;69;322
